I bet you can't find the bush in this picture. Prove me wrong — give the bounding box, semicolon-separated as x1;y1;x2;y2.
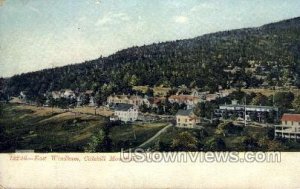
204;137;226;151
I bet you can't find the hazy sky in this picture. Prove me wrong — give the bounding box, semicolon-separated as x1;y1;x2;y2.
1;0;300;77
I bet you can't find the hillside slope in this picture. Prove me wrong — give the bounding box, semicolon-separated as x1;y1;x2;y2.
2;17;300;101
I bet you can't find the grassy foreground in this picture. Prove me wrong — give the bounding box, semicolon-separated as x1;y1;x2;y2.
0;103;166;152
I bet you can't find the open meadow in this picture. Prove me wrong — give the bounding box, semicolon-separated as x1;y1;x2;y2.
0;103;168;152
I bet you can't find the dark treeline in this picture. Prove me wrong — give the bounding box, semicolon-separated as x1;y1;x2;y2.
2;17;300;103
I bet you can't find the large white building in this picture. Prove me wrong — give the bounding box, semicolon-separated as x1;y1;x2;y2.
110;103;138;123
275;114;300;140
215;100;279;122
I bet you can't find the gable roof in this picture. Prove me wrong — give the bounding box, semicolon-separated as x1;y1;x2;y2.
169;95;199;101
114;103;134;111
109;94;142;100
85;90;94;94
148;97;165;104
281;114;300;122
176;109;194;116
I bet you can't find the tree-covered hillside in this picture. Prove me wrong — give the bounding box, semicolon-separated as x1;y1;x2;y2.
2;17;300;101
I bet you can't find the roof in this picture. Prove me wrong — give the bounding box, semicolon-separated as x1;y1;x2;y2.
169;95;199;101
219;104;278;111
176;109;194;116
85;90;94;94
114;103;134;111
109;94;142;100
148;97;165;104
281;114;300;122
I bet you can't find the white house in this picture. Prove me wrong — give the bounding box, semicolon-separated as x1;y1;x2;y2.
19;91;27;100
51;91;62;99
62;89;75;99
89;96;96;107
275;114;300;140
111;103;138;123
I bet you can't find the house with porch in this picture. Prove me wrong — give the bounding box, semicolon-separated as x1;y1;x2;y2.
215;100;279;122
275;114;300;140
110;103;138;123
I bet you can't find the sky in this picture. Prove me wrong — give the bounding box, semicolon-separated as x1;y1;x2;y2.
0;0;300;77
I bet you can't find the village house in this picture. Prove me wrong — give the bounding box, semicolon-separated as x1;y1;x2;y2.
275;114;300;140
51;91;62;99
142;96;166;108
141;97;151;107
75;90;96;107
88;96;96;107
175;109;200;129
204;91;231;101
107;94;143;106
19;91;27;100
168;95;200;109
215;100;279;122
110;103;138;123
76;95;83;107
205;94;219;101
51;89;76;99
62;89;76;99
190;89;200;97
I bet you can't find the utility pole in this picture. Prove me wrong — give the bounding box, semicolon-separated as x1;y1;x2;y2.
244;96;247;127
133;129;136;140
272;92;275;107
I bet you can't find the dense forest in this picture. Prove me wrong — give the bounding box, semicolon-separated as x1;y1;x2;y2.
1;17;300;102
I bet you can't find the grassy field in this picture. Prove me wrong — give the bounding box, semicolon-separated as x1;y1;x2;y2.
9;97;114;117
0;103;166;152
72;106;113;117
0;103;108;152
110;122;167;151
241;88;300;97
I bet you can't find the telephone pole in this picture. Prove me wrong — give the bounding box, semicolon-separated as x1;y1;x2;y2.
244;96;247;127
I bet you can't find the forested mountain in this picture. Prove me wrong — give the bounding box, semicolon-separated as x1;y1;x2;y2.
2;17;300;102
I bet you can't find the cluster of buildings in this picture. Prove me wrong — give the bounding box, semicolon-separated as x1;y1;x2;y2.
19;89;96;107
17;88;300;141
106;90;203;126
168;93;199;110
107;94;144;107
215;100;279;122
50;89;96;107
96;86;231;124
18;93;300;142
107;94;164;123
168;89;231;109
106;89;230;124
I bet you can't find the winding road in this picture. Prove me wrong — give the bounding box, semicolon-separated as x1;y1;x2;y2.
138;124;173;148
